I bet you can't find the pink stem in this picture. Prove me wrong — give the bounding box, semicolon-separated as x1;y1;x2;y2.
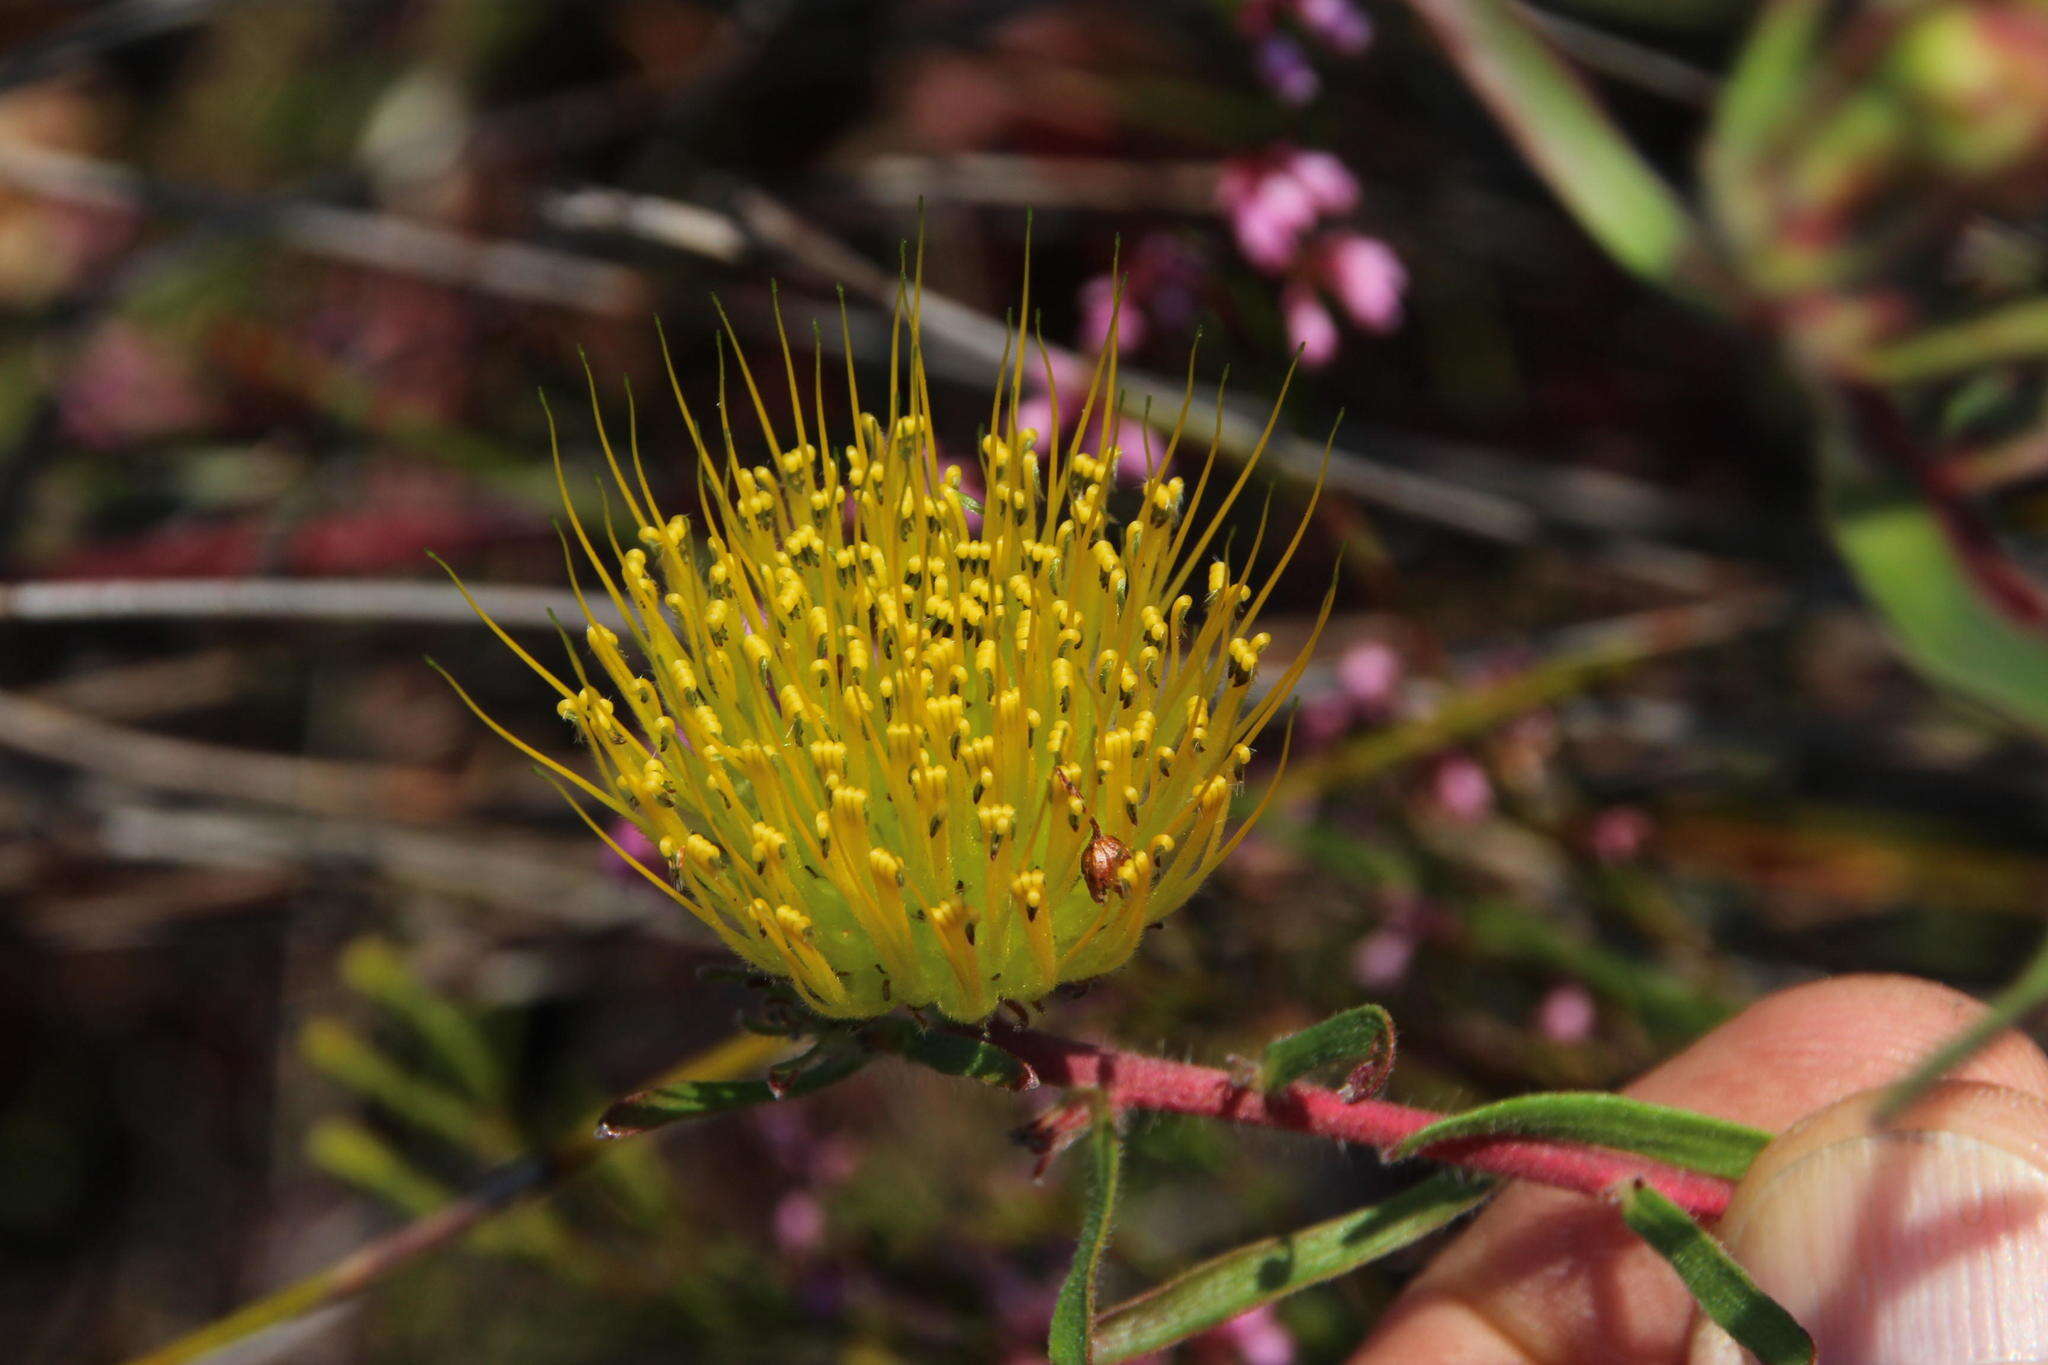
998;1028;1734;1220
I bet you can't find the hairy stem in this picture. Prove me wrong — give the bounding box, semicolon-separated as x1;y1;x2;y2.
998;1027;1735;1219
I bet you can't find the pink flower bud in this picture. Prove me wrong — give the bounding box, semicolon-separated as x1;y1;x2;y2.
772;1191;827;1257
1588;806;1654;864
1295;0;1373;55
1281;148;1360;214
1336;640;1401;712
1078;274;1146;353
1282;281;1339;367
1352;925;1417;989
1218;1303;1296;1364
1429;754;1493;823
1320;232;1405;333
1255;34;1320;106
1535;982;1598;1044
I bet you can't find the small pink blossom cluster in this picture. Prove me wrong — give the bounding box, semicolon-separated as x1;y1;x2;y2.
1077;233;1206;356
1217;146;1406;367
1238;0;1374;106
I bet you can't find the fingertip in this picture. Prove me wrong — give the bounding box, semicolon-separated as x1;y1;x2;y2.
1692;1081;2048;1364
1630;973;2048;1130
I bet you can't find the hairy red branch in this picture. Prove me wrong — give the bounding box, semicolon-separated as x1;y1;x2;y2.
997;1028;1734;1221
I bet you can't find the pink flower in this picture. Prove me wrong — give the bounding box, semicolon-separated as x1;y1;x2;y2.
1318;232;1405;332
1255;34;1320;106
605;817;661;882
1218;148;1363;275
772;1191;827;1257
1285;149;1360;215
1588;806;1654;864
1336;640;1402;714
60;322;214;449
1429;754;1493;823
1078;273;1145;353
1352;924;1417;989
1535;982;1598;1044
1282;281;1339;367
1219;150;1338;273
1217;1304;1295;1364
1297;0;1373;55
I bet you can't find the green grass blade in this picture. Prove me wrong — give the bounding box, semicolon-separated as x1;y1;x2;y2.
1403;0;1717;295
1614;1180;1814;1364
340;936;505;1104
1859;298;2048;384
1092;1174;1494;1362
1881;926;2048;1120
1391;1093;1769;1179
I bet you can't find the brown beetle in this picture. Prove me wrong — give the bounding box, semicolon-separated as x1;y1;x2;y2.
1080;818;1132;903
1055;768;1132;903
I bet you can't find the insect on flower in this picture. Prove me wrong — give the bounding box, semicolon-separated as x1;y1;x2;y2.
435;247;1332;1022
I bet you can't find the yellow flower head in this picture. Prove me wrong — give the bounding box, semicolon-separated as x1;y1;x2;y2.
442;265;1329;1021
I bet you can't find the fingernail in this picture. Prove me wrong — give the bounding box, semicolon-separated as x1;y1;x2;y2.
1690;1085;2048;1364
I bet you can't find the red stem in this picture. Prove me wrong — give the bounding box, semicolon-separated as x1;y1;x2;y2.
998;1028;1734;1221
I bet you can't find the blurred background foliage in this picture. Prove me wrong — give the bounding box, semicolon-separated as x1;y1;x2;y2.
7;0;2048;1361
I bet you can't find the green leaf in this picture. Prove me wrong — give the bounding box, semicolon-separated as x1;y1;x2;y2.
300;1019;517;1161
1049;1098;1123;1365
1614;1181;1814;1364
340;937;505;1104
1881;925;2048;1120
1705;0;1828;196
1858;298;2048;384
307;1117;452;1218
1402;0;1718;296
1391;1093;1769;1179
1257;1004;1398;1099
1826;431;2048;733
862;1018;1038;1090
595;1039;868;1138
1092;1173;1493;1362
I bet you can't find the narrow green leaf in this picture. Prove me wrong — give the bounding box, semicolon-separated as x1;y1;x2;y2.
595;1040;868;1138
1614;1181;1814;1364
301;1019;517;1160
1858;298;2048;384
1391;1093;1769;1179
1049;1099;1123;1365
1827;437;2048;733
1257;1004;1398;1099
1403;0;1717;295
1881;925;2048;1120
340;937;505;1104
1092;1173;1493;1362
307;1117;452;1218
863;1018;1038;1090
1705;0;1827;185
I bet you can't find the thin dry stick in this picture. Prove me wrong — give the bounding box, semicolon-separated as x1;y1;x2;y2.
0;687;458;819
0;142;644;314
0;577;619;630
543;180;1737;582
